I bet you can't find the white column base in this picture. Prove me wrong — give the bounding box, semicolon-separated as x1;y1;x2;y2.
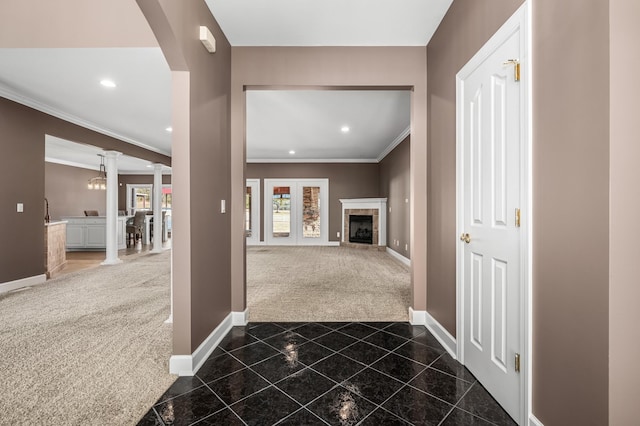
164;314;173;324
101;259;123;266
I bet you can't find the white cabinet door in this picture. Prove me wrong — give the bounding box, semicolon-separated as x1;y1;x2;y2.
86;225;106;247
66;225;85;248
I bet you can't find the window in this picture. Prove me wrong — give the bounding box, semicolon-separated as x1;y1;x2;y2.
162;186;172;210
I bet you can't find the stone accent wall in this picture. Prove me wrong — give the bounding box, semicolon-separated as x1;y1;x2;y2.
343;208;383;250
45;222;67;278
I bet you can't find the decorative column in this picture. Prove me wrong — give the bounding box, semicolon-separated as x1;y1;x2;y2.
152;163;164;253
102;150;122;265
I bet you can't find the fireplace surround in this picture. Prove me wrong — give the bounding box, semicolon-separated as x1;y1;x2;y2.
340;198;387;249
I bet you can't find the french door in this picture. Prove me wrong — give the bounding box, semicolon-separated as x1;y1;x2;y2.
264;179;328;245
245;179;260;245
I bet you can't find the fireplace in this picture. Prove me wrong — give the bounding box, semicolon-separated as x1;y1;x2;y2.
339;198;387;250
349;215;373;244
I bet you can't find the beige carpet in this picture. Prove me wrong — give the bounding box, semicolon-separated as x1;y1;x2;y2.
0;251;174;425
247;246;411;322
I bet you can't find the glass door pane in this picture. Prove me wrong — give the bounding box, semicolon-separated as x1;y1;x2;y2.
272;186;291;238
245;186;252;237
302;186;320;238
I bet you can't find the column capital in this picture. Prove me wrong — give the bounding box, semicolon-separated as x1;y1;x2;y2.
103;150;122;158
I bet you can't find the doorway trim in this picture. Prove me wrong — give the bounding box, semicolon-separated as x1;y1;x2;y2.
245;179;261;245
455;3;532;425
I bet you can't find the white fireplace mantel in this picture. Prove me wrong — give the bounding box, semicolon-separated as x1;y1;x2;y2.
340;198;387;246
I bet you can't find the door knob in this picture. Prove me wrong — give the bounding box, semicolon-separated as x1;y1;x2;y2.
459;233;471;244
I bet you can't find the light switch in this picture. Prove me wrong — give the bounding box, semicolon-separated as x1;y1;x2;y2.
16;203;23;213
220;199;226;213
337;232;340;238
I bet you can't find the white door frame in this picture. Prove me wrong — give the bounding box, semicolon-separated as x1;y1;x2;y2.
264;178;329;245
245;179;261;245
456;3;532;425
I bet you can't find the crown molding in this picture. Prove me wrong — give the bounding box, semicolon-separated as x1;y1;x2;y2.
246;158;379;164
377;125;411;162
45;157;99;171
0;83;171;156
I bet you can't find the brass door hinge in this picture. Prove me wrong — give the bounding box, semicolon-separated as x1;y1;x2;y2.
503;59;521;82
515;353;521;373
515;208;521;228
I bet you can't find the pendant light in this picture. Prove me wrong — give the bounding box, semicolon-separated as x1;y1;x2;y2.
88;154;107;190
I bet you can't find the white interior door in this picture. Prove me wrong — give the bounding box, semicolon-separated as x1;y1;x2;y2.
264;179;328;245
245;179;260;245
457;8;527;423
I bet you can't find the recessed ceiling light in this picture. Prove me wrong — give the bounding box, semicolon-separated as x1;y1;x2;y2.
165;127;173;133
289;150;295;155
100;79;116;88
341;126;350;133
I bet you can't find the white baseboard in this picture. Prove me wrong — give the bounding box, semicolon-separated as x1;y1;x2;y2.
327;241;340;246
425;311;457;359
409;308;457;359
169;312;233;376
529;414;544;426
0;274;47;295
232;309;249;326
409;308;427;325
387;248;411;266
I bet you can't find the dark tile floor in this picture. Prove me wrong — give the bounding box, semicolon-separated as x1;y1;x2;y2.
139;322;516;426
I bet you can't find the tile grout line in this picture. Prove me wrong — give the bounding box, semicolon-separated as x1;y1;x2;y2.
185;322;490;425
198;380;250;426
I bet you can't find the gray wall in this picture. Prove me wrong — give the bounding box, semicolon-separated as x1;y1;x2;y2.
379;136;410;258
610;1;640;423
246;163;380;243
138;0;232;354
45;162;107;219
44;165;173;220
532;1;609;424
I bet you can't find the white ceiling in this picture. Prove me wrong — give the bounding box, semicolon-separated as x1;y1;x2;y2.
0;2;453;165
206;0;453;46
0;48;172;156
247;90;410;162
45;135;171;175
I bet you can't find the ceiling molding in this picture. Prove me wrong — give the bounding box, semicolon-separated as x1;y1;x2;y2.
0;83;171;156
377;126;411;162
246;158;379;164
45;157;171;175
45;157;99;171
